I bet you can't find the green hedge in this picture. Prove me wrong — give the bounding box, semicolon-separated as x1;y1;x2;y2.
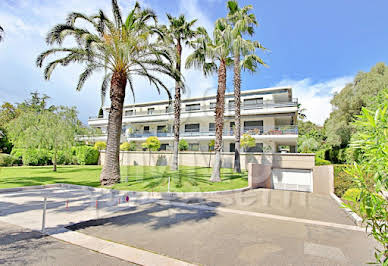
315;157;331;166
73;146;99;165
334;165;374;198
22;149;52;166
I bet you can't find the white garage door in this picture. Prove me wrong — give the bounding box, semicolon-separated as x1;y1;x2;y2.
272;168;313;192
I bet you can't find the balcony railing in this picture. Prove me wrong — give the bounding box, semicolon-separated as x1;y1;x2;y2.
127;125;297;138
88;99;298;120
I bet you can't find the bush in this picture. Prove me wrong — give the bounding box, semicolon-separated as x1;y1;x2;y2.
94;141;106;151
74;146;99;165
315;157;331;166
334;164;374;198
10;148;24;165
342;188;361;202
22;149;52;166
178;139;188;151
56;150;73;165
120;141;136;151
0;153;16;166
315;149;326;160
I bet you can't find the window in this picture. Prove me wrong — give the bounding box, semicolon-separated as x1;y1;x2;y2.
185;103;200;111
159;144;169;151
124;110;134;116
244;98;263;107
209;123;215;132
188;143;199;151
147;108;155;115
228;100;235;110
229;143;235;152
244;121;263;133
144;126;150;133
210;102;216;109
247;143;263;152
185;123;200;132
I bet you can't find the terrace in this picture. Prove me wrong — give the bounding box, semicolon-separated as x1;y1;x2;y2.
88;98;298;121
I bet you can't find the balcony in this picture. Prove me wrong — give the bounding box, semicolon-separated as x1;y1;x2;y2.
88;99;298;120
127;125;298;139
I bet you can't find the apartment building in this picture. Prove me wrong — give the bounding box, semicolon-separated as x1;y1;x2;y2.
87;86;298;153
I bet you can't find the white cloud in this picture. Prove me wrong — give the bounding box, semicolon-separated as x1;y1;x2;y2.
275;76;353;125
0;0;218;123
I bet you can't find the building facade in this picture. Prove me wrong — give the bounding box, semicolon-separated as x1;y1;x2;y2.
87;86;298;153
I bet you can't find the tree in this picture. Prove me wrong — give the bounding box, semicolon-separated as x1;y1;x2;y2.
160;14;200;171
240;133;255;151
37;1;180;185
297;135;320;153
178;139;188;151
141;136;160;166
94;141;106;151
324;63;388;148
186;18;232;182
6;107;77;171
227;0;266;173
344;97;388;264
98;108;104;118
120;141;136;151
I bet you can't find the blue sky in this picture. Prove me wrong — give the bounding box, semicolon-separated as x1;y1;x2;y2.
1;0;388;125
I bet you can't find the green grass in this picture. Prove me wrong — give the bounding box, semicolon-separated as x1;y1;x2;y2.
0;165;248;192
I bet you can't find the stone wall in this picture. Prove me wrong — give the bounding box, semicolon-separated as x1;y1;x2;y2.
100;151;315;170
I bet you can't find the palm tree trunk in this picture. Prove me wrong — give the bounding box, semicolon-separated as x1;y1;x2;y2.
171;39;182;171
211;59;227;182
100;71;127;186
233;53;242;173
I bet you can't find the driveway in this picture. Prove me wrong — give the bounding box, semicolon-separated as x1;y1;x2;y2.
0;186;377;265
68;189;376;265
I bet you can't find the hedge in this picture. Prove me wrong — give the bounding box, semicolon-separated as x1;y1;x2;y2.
73;146;99;165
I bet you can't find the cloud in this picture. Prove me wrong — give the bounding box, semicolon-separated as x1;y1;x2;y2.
275;76;354;125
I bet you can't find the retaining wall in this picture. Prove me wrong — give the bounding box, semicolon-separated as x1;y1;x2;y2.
100;151;315;170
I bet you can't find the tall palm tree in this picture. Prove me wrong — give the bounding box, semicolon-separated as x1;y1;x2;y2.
160;14;200;171
37;1;180;185
0;26;4;42
186;19;232;182
227;0;266;173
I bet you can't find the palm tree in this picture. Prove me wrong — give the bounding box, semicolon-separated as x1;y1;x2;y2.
227;0;266;173
186;19;232;182
0;26;4;42
37;1;180;186
160;14;200;171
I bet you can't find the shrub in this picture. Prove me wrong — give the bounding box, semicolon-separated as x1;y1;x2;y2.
315;149;326;160
141;136;160;151
334;165;356;198
56;150;72;165
0;153;16;166
74;146;99;165
178;139;188;151
120;141;136;151
94;141;106;151
10;148;24;165
315;157;331;166
22;149;52;166
342;188;361;202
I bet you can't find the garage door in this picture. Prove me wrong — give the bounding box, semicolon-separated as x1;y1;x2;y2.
272;168;313;192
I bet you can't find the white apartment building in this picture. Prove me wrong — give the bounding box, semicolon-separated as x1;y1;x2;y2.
87;86;298;153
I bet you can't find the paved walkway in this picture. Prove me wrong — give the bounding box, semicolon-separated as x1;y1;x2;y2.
0;185;377;265
0;221;133;266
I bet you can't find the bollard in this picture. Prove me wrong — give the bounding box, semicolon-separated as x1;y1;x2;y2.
66;200;69;209
95;199;98;209
168;176;171;193
41;196;47;234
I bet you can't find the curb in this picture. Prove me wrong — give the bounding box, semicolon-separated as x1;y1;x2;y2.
330;192;363;226
0;183;251;199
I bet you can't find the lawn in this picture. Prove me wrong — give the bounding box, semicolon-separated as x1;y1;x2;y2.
0;165;248;192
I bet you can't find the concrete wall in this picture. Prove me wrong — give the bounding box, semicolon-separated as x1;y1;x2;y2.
313;165;334;194
100;151;315;170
